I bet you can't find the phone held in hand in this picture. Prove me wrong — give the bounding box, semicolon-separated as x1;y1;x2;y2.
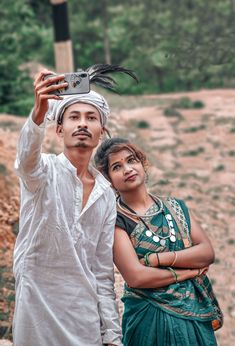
44;70;90;96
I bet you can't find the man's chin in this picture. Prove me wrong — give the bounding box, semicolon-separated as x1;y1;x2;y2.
74;142;89;148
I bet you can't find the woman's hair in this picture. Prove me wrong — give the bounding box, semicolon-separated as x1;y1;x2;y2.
94;137;148;180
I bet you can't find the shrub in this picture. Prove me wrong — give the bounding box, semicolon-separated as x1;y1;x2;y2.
214;164;225;171
181;147;205;156
164;107;182;117
136;120;150;129
171;97;205;109
193;100;205;108
172;97;192;109
0;163;7;175
184;124;206;133
228;150;235;156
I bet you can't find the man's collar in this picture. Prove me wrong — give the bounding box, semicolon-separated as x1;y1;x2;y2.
57;152;111;189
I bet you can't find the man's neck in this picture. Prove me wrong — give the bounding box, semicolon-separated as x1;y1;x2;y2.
63;147;93;179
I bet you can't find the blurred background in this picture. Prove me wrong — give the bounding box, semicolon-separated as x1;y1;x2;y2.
2;0;235;115
0;1;235;345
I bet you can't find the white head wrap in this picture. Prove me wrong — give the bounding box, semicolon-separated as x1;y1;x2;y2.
46;90;110;126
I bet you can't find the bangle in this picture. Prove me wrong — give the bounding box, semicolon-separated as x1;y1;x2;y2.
169;251;177;267
167;267;178;283
144;252;152;267
156;253;160;267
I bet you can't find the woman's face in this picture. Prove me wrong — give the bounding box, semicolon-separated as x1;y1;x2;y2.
108;149;146;193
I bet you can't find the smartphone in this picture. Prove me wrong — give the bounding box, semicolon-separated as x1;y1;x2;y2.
44;70;90;96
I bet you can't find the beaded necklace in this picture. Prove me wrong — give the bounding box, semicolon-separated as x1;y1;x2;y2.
117;194;176;245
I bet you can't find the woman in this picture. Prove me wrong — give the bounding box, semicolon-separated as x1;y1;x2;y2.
94;138;223;346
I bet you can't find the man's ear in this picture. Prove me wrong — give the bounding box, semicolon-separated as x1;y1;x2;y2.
103;126;111;139
56;124;64;137
100;127;105;140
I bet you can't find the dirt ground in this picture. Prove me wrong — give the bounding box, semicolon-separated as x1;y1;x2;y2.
0;88;234;345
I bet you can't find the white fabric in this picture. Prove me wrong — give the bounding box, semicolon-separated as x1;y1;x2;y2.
46;90;110;126
13;115;122;346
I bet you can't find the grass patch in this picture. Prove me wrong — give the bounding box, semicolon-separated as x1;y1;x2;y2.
171;97;205;109
210;278;216;285
164;107;182;117
0;312;9;321
214;164;225;171
227;238;235;245
215;116;234;125
184;124;206;133
0;163;7;175
181;147;205;156
136;120;150;129
158;179;169;185
0;120;21;132
192;100;205;108
178;181;186;188
228;150;235;156
12;222;19;236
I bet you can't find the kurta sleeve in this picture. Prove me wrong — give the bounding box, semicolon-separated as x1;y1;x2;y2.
92;190;123;346
14;110;48;192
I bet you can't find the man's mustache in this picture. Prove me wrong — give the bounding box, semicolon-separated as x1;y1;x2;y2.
72;128;92;138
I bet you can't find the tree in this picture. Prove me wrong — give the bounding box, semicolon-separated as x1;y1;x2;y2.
0;0;53;115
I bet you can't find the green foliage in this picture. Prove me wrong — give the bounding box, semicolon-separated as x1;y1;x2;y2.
12;222;19;236
0;0;53;115
227;238;235;245
136;120;150;129
214;164;225;171
1;0;235;115
228;150;235;156
158;179;169;185
181;147;205;156
164;108;182;117
183;124;206;133
193;100;205;108
171;97;205;109
0;163;7;176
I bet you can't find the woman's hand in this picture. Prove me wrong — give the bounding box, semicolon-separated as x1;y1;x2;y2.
197;266;209;276
139;253;159;267
140;255;210;277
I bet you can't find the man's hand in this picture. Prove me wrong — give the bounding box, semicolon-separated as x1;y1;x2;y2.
32;70;67;126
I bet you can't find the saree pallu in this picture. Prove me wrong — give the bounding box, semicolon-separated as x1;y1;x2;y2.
116;198;223;346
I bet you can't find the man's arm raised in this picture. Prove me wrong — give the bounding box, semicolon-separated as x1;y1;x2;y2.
14;70;67;192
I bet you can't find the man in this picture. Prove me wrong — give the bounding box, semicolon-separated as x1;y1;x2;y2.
13;69;122;346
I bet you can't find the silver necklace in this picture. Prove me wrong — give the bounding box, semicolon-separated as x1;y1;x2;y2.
117;194;176;245
142;213;176;246
117;193;164;218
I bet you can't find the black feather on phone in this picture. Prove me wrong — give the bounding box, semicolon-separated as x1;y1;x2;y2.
86;64;138;91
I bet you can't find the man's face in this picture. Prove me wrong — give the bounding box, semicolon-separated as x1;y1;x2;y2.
56;102;104;150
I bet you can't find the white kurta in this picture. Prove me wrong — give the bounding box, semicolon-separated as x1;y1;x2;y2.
13;116;122;346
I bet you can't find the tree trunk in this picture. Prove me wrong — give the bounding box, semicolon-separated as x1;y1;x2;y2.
102;0;111;64
50;0;74;72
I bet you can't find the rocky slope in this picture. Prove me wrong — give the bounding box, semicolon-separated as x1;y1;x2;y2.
0;89;234;345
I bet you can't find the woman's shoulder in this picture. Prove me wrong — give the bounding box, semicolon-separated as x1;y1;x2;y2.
161;196;189;211
161;196;191;230
116;211;138;236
